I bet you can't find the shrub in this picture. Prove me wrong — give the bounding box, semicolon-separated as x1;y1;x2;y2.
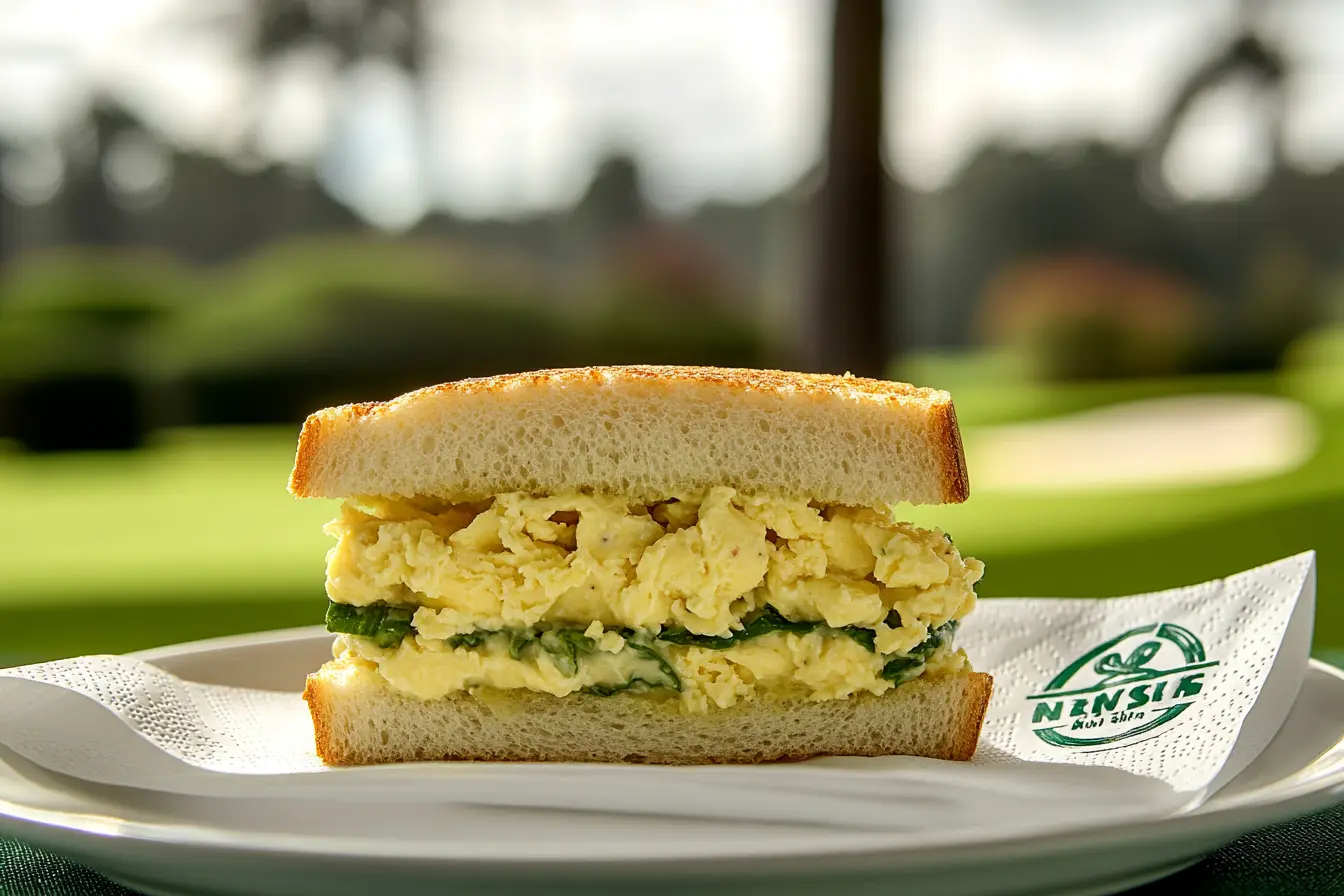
977;254;1206;381
571;302;765;369
156;237;769;423
0;250;191;451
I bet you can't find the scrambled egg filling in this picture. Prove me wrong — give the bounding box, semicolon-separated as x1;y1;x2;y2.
323;487;983;711
335;630;969;713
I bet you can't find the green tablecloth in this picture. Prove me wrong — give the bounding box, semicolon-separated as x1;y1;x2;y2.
1130;803;1344;894
4;801;1344;895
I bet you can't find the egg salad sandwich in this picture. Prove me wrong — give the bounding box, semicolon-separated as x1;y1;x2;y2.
289;366;991;765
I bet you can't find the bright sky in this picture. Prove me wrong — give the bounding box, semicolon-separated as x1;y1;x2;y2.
2;0;1344;227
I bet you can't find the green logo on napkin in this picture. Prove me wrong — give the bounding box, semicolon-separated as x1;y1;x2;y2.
1027;623;1219;749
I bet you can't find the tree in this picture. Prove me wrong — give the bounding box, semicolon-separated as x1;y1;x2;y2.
806;0;887;378
243;0;434;229
1142;0;1287;203
60;100;140;248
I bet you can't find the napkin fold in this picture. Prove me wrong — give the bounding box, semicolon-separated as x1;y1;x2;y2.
0;553;1315;833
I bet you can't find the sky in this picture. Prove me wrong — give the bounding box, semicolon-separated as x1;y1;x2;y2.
2;0;1344;228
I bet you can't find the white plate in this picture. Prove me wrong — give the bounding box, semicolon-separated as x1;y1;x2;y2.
1;627;1342;896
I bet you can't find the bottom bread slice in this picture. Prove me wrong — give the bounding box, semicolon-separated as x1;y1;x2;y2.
304;662;994;765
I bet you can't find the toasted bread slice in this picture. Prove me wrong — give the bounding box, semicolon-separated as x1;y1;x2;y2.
303;661;993;765
288;365;968;507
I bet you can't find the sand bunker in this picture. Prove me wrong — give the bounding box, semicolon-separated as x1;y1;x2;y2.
968;394;1317;492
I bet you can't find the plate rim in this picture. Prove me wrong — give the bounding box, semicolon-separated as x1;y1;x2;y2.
0;636;1340;873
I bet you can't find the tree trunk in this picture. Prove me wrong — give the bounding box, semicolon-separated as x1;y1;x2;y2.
806;0;887;378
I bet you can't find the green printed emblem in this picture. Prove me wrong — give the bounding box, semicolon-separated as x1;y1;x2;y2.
1028;623;1219;749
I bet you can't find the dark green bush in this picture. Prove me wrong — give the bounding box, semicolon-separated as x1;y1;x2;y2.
169;288;565;423
156;238;769;423
569;302;766;369
0;238;770;436
0;250;191;451
977;255;1206;381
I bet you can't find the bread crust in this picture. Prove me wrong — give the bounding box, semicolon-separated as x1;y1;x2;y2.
935;399;970;504
303;664;993;766
288;365;969;507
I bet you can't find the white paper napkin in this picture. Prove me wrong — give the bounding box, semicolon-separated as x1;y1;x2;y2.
0;552;1315;834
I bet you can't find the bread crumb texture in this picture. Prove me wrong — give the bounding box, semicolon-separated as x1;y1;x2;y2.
304;662;993;765
289;366;969;506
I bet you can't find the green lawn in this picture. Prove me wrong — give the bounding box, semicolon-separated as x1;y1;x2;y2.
901;359;1344;637
1;362;1341;662
0;428;337;660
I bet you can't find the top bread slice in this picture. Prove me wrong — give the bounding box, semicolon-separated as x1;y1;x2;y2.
288;365;969;507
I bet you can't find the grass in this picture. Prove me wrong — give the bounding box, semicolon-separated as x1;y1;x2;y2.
0;428;335;604
0;428;336;661
0;358;1341;662
899;357;1344;642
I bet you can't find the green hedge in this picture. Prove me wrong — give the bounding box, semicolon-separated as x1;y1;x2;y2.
0;239;767;432
0;250;193;450
157;243;758;422
168;298;767;424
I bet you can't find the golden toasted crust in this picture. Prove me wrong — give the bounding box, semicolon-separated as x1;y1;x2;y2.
310;365;933;425
289;414;323;500
303;673;336;764
936;400;971;504
288;366;969;507
948;670;993;761
303;664;993;766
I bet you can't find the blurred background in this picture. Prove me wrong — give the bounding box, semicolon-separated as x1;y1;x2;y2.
0;0;1341;665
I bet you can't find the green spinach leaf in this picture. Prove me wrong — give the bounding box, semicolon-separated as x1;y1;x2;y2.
657;605;882;653
538;629;597;677
880;620;959;683
508;628;537;660
446;631;491;649
657;605;812;648
839;627;877;651
621;632;683;691
325;601;416;649
582;675;671;696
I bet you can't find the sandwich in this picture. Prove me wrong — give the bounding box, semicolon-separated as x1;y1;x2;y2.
289;365;991;765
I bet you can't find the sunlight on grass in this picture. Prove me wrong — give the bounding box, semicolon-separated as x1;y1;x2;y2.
968;394;1316;492
0;428;336;605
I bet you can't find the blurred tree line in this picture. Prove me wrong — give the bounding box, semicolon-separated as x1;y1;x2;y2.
0;226;766;451
0;0;1341;451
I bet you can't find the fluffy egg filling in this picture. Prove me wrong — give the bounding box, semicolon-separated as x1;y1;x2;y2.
323;486;983;711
